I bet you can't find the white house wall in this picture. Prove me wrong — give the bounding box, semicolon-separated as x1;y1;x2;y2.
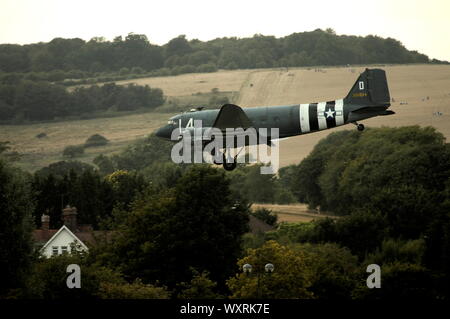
41;226;88;258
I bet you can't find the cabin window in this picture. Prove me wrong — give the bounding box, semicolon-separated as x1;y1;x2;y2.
52;246;59;256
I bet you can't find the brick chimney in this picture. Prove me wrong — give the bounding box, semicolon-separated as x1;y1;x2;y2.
41;214;50;230
62;205;78;232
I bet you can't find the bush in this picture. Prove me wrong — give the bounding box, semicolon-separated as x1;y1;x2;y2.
225;62;238;70
131;66;144;74
177;270;222;299
364;238;426;266
197;63;217;73
352;262;434;299
97;279;170;299
119;67;130;75
274;188;296;204
297;243;359;299
251;207;278;226
63;145;85;158
178;65;196;74
35;132;47;139
85;134;109;147
227;241;313;298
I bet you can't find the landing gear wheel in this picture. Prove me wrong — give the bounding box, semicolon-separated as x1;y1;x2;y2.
222;154;237;171
357;123;365;131
213;152;223;165
210;148;222;165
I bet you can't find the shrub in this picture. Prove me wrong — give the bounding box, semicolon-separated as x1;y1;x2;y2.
197;63;217;73
36;132;47;138
251;208;278;226
178;65;196;74
97;279;170;299
119;67;130;75
85;134;109;147
131;66;144;74
63;145;85;158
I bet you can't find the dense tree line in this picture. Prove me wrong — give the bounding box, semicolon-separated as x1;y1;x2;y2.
0;157;34;297
272;126;450;297
0;29;443;123
32;162;148;229
0;81;164;122
1;126;449;299
0;29;443;84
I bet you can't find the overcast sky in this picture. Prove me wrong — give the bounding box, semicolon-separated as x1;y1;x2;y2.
1;0;449;61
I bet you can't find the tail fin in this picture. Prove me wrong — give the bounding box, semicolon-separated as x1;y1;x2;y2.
344;68;390;106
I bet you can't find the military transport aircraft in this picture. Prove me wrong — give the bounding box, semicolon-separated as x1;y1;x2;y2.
155;68;394;171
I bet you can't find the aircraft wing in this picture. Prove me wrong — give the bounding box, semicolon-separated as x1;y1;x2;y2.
213;104;254;130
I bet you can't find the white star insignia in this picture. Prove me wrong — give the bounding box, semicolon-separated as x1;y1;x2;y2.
324;108;335;118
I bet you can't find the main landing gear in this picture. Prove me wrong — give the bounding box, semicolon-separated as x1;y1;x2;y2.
222;154;237;171
352;122;365;131
210;147;239;171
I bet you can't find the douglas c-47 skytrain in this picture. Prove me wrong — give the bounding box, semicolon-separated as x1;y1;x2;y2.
156;68;394;171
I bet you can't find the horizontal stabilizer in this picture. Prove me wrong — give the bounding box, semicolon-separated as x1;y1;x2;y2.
351;106;389;114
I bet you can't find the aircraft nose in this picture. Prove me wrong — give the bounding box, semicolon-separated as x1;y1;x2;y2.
155;126;165;138
155;125;170;139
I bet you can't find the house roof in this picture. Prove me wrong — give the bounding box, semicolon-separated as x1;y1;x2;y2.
33;226;114;248
40;225;89;251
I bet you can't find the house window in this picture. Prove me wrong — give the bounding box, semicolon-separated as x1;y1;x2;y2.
61;246;68;254
52;246;59;256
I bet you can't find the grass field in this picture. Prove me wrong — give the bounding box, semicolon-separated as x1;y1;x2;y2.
252;203;337;223
1;64;449;172
0;112;169;171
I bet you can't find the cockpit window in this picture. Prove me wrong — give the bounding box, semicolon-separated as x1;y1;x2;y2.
167;120;176;125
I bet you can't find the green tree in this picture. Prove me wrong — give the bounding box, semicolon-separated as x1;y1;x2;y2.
97;279;170;299
85;134;109;148
32;164;115;229
296;243;359;299
165;35;192;58
63;145;85;158
365;238;426;266
353;262;433;299
228;165;279;203
111;133;173;171
251;207;278;226
282;126;450;244
105;170;147;209
93;154;115;175
177;270;222;299
22;253;155;299
109;165;249;291
0;159;34;297
34;160;95;179
227;241;313;298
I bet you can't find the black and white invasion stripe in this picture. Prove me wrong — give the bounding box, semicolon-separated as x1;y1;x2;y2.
299;99;345;134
